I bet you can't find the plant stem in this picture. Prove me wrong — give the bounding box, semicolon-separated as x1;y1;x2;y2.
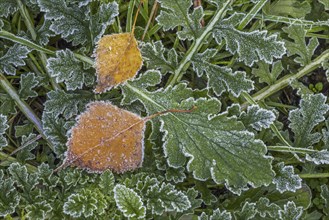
299;173;329;179
167;0;233;87
0;73;54;151
237;0;268;30
267;145;318;154
0;151;37;172
244;49;329;105
0;30;95;65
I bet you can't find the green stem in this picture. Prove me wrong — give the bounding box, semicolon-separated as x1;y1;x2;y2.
0;151;37;172
0;73;54;151
246;49;329;105
0;30;94;65
16;0;37;40
237;0;268;30
267;145;317;154
167;0;233;87
299;173;329;179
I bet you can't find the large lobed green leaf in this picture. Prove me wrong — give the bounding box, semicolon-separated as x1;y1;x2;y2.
122;71;274;194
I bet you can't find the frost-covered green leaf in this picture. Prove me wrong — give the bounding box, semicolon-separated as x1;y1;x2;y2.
165;167;186;183
47;49;94;90
44;90;92;119
255;197;280;218
19;72;39;100
321;184;329;216
0;170;20;217
0;114;8;148
26;201;52;220
305;150;329;165
0;0;18;17
42;112;71;157
283;25;319;66
141;41;178;74
37;0;118;46
195;181;217;205
192;49;254;97
16;133;39;162
199;208;232;220
252;61;283;85
278;201;303;220
146;182;191;215
122;71;274;194
288;94;329;148
0;19;3;30
273;162;302;193
156;0;203;40
263;0;311;18
99;170;115;196
235;202;257;220
8;163;39;190
114;184;146;219
213;13;286;66
0;93;16;115
0;44;31;75
240;105;276;131
36;19;55;45
63;188;107;218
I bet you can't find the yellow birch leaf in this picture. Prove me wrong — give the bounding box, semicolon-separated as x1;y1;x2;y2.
95;33;143;93
62;101;145;173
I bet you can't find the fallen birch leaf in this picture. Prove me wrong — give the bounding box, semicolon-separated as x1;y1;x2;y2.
62;101;145;173
95;33;143;93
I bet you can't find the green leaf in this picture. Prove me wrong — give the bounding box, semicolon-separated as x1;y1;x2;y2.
15;122;34;137
278;201;303;220
199;208;232;220
305;150;329;165
47;49;95;90
156;0;203;40
321;184;329;216
235;202;257;220
165;167;186;183
146;182;191;215
252;61;283;85
36;19;55;45
37;0;118;46
16;133;39;162
273;162;302;193
99;170;115;196
239;105;276;131
0;93;16;115
283;25;319;66
0;114;8;148
42;112;73;157
19;72;40;100
288;94;329;148
0;0;18;17
192;49;254;97
140;41;178;74
263;0;311;18
114;184;146;219
213;13;286;66
0;170;20;217
0;44;31;75
44;90;92;119
8;163;39;190
122;72;274;194
255;197;280;219
63;188;107;218
26;201;52;220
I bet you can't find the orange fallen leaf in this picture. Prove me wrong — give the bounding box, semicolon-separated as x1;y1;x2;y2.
94;33;143;93
61;101;145;173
